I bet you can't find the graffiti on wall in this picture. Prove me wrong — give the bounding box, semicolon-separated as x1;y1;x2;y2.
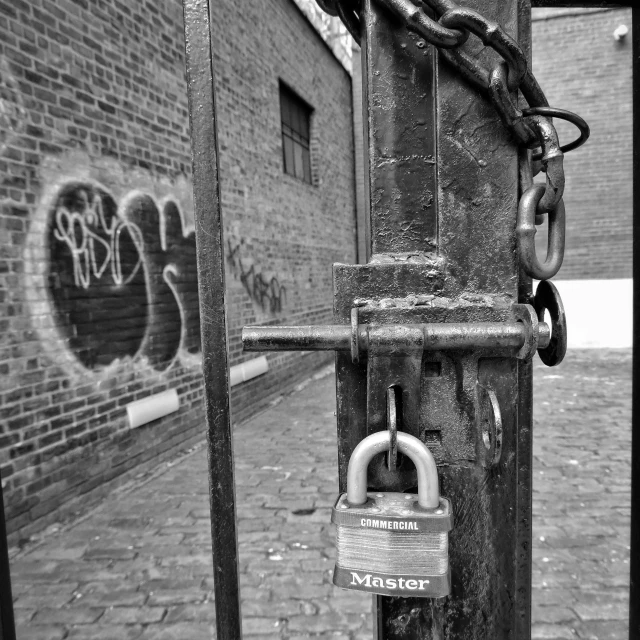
226;236;286;313
47;182;200;371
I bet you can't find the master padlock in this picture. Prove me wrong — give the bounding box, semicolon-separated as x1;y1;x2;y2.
332;430;453;598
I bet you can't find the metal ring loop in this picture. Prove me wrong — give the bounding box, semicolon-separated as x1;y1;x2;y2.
525;115;565;212
517;184;565;281
534;280;567;367
523;107;590;161
477;384;502;468
386;387;398;471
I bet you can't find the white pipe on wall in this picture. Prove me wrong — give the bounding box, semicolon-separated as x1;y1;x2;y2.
125;357;268;429
229;356;269;387
126;389;180;429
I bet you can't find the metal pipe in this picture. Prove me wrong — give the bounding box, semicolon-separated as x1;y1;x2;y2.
243;321;551;353
243;325;352;351
183;1;241;638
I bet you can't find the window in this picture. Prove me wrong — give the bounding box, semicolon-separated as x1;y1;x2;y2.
279;83;313;184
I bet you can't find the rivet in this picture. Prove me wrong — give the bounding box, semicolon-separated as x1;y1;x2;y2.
416;40;426;49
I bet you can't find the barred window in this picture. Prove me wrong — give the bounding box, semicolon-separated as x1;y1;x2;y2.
279;83;312;184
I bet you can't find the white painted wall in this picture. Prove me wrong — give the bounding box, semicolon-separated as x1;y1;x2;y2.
535;279;632;349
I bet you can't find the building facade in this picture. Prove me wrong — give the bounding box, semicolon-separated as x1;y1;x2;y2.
0;0;356;541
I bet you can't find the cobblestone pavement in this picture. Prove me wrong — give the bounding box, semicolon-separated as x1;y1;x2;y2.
9;350;630;639
531;350;630;640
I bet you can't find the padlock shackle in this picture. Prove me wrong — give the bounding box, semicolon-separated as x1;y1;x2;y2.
346;431;440;509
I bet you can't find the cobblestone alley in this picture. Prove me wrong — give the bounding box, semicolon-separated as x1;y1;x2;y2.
8;350;631;639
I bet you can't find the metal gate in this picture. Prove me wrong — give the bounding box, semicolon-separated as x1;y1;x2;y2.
0;2;638;640
180;0;638;638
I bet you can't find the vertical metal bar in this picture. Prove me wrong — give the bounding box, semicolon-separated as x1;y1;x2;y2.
351;43;368;263
0;475;16;640
630;6;640;638
352;0;524;637
0;480;15;640
362;0;438;256
182;1;242;638
515;5;533;636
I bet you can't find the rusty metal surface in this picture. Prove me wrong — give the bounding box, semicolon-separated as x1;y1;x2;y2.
334;0;527;637
237;0;562;634
632;6;640;638
182;1;242;638
363;0;438;255
242;321;551;353
514;8;533;626
233;0;583;637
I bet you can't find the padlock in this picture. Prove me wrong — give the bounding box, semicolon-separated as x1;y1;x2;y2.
332;430;452;598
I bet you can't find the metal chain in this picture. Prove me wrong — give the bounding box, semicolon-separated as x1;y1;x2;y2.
319;0;591;281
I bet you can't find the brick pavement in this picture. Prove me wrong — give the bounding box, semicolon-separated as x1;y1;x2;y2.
8;350;630;639
531;350;630;640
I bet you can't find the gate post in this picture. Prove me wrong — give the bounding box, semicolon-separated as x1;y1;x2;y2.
182;2;242;639
336;0;532;636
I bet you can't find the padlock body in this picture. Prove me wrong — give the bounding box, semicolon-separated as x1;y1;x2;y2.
332;492;452;598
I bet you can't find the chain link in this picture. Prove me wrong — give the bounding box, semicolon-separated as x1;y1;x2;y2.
320;0;591;281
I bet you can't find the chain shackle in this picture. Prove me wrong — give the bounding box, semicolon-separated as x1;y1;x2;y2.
437;7;527;89
526;115;565;213
489;62;537;147
522;107;591;161
488;63;565;211
517;184;565;281
316;0;362;43
384;0;467;48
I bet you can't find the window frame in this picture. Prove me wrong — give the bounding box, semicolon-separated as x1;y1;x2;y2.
279;81;314;185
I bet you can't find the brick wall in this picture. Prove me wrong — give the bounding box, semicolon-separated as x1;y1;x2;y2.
532;8;632;280
0;0;356;541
